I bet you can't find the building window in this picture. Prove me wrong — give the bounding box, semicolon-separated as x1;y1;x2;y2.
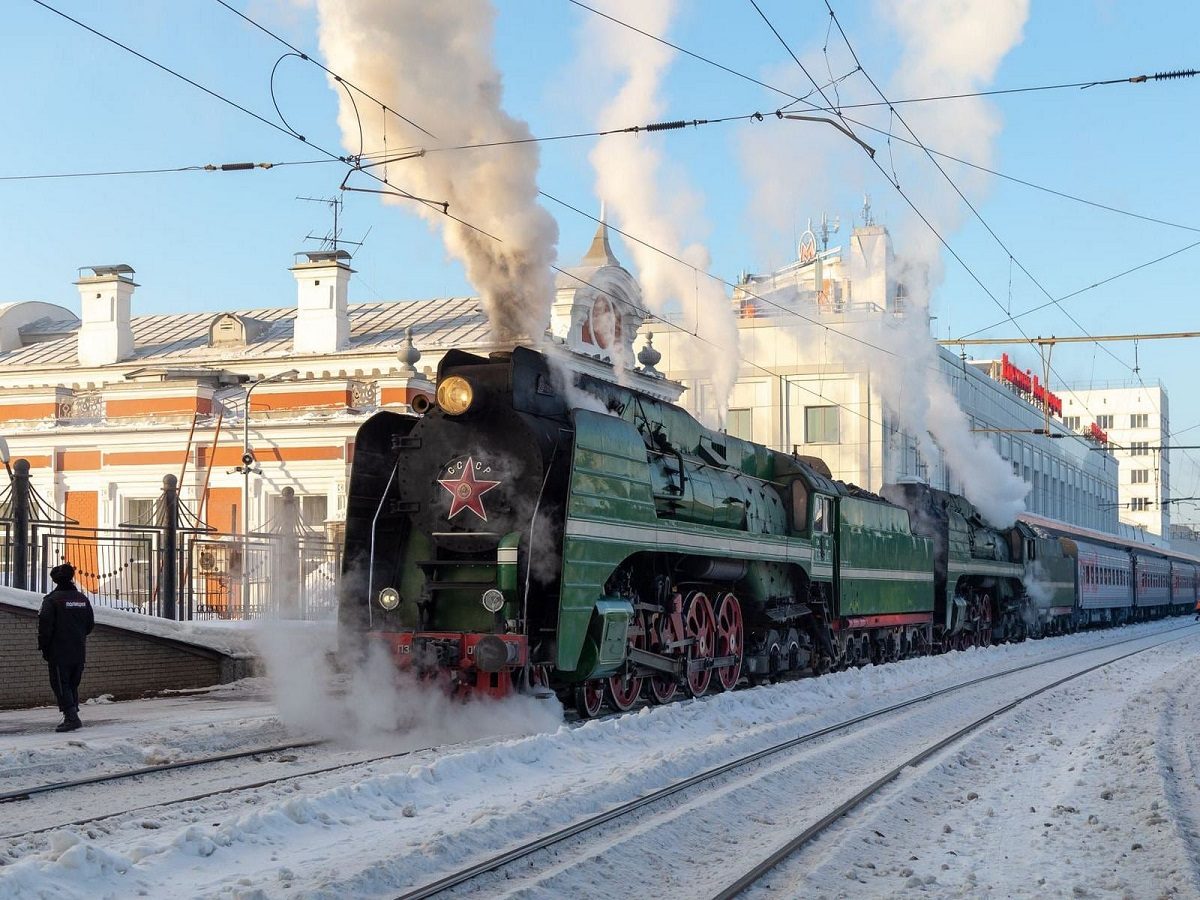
1130;441;1150;456
804;406;839;444
1131;469;1149;484
726;408;753;441
266;493;329;530
1063;416;1081;431
123;497;157;527
1095;415;1114;430
1130;497;1150;512
1130;413;1149;429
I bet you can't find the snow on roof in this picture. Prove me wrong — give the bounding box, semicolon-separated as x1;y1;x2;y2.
0;297;491;370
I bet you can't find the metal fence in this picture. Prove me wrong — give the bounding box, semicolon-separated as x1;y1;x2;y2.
0;464;341;621
5;522;342;621
186;533;340;621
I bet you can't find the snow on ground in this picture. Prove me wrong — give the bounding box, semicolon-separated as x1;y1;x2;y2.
760;626;1200;899
0;620;1195;899
0;682;285;795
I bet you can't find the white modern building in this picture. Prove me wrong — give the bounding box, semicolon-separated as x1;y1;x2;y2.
651;210;1121;532
1064;383;1170;537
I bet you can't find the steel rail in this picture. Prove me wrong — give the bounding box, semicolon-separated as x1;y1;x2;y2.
392;621;1197;900
710;625;1198;899
0;735;488;842
0;738;327;805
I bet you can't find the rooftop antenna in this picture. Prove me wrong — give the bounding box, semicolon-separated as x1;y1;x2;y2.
861;193;874;226
297;195;364;253
817;211;841;251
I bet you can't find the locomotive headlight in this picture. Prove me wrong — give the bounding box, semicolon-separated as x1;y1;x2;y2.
436;376;474;416
377;587;401;611
481;589;505;613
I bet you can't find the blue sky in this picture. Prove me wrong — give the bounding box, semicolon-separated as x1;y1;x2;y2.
3;1;1200;509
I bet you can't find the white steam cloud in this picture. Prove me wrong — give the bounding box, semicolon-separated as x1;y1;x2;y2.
254;622;563;748
582;1;741;425
739;0;1030;526
315;0;559;344
876;0;1030;526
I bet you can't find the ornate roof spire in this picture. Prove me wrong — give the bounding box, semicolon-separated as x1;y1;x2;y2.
581;201;619;267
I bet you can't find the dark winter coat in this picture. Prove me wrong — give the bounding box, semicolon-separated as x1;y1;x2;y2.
38;584;94;665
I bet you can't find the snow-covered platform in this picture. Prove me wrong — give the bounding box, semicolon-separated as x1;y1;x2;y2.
0;587;326;710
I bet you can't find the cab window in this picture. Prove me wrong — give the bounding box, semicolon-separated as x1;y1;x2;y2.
813;495;833;534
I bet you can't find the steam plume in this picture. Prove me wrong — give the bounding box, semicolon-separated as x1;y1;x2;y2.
877;0;1030;525
315;0;559;344
739;0;1030;525
582;1;741;425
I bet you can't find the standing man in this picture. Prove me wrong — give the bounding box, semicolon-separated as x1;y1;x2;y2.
37;563;94;732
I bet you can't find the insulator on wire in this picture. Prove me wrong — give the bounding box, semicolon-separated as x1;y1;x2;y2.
1151;69;1198;81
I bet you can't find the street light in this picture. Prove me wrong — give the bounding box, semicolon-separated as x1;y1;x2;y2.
237;369;299;615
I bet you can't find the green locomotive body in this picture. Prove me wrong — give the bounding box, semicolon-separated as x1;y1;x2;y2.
341;347;1012;710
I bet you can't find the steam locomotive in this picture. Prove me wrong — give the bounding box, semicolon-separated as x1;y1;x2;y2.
339;347;1195;715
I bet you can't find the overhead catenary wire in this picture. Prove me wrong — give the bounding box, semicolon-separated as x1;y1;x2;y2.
31;0;513;245
30;0;893;439
568;0;1200;495
747;0;1110;429
783;68;1199;113
211;0;436;139
569;0;1200;234
0;160;331;181
821;2;1137;374
26;0;912;390
565;1;1194;113
24;0;1131;464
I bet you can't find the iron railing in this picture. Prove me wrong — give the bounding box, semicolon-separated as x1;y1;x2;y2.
0;462;341;621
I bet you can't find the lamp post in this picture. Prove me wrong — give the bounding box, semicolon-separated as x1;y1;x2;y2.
238;369;299;616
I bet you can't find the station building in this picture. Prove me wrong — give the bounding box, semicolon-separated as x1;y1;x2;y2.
0;213;1124;555
650;211;1122;533
0;226;670;545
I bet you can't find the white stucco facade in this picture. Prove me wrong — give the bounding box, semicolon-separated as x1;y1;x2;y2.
651;218;1121;533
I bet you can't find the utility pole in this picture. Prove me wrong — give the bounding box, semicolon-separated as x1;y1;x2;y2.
235;370;299;617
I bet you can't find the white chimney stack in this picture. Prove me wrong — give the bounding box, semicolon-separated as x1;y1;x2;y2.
291;250;353;355
75;264;136;367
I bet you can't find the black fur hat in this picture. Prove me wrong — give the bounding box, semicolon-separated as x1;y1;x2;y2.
50;563;75;586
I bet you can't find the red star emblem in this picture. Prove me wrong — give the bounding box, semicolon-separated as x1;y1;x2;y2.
437;456;501;521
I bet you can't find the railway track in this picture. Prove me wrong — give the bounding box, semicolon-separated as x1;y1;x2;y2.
0;736;486;843
708;628;1196;899
391;622;1199;900
0;738;327;805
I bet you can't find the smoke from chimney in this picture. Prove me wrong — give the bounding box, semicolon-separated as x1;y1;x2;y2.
314;0;559;345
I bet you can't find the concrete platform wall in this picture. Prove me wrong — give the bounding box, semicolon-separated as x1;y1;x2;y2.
0;603;252;709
